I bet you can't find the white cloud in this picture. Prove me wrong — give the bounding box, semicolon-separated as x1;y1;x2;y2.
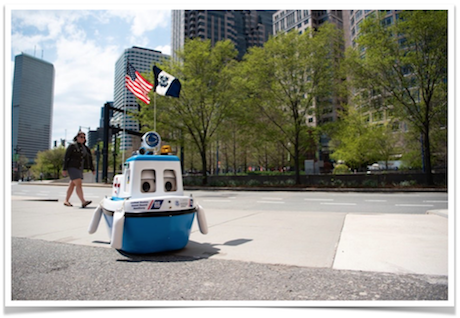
11;32;47;56
10;10;93;59
128;35;150;48
154;45;171;55
12;10;90;40
54;37;118;99
105;10;170;37
52;36;120;139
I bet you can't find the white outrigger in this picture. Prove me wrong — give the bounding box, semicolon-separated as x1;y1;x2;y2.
88;131;207;254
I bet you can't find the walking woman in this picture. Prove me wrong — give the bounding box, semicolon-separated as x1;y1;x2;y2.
62;131;95;208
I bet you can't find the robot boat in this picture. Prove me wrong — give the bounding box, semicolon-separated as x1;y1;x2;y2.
88;131;207;254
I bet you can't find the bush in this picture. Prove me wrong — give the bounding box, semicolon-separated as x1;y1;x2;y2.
362;178;378;187
226;180;242;187
209;179;226;187
396;180;417;187
246;179;261;186
345;180;359;187
183;177;202;186
333;164;350;174
331;178;344;187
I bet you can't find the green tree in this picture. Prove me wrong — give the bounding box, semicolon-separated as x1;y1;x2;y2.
13;154;30;181
138;39;239;185
31;147;66;179
329;106;377;170
239;23;343;184
372;123;403;169
329;105;402;170
345;10;447;184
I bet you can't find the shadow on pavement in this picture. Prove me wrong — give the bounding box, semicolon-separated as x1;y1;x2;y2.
115;238;253;263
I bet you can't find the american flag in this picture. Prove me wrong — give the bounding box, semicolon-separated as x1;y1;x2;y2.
125;62;153;104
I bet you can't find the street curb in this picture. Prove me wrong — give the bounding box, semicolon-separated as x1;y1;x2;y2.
19;181;447;193
426;210;448;218
183;186;448;193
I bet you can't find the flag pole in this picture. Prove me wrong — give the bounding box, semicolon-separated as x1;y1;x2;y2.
122;82;126;164
154;92;157;132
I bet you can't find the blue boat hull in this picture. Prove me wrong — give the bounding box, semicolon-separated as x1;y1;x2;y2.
103;211;195;254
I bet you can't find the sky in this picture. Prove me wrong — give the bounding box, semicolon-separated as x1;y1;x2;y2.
9;7;172;144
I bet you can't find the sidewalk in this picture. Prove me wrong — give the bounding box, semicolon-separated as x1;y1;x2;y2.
11;194;449;277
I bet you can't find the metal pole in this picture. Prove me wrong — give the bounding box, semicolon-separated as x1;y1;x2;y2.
102;103;110;183
95;144;100;183
113;137;117;179
122;73;126;164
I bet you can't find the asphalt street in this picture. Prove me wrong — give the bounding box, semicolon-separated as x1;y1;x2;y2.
11;236;447;301
7;182;451;305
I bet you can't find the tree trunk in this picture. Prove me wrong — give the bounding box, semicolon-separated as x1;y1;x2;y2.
200;142;208;186
294;142;301;185
232;133;237;175
294;120;303;185
423;127;434;185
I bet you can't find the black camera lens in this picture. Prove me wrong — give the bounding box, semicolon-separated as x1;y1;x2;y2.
142;181;151;192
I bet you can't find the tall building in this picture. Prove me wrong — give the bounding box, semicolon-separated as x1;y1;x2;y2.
12;53;55;176
272;10;348;168
99;102;114;128
347;10;404;128
113;47;169;151
348;10;401;49
273;10;346;35
273;9;347;127
172;10;276;60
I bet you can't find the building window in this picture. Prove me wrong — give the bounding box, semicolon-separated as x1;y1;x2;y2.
287;12;295;27
382;16;393;27
373;111;384;122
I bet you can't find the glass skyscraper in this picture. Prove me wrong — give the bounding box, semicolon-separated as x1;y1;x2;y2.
12;53;55;173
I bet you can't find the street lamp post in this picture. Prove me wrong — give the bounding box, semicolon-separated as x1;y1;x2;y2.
13;146;21;181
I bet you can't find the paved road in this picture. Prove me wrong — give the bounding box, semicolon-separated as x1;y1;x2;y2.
11;182;449;214
8;183;451;304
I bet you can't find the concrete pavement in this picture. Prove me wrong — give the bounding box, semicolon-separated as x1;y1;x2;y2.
11;192;449;277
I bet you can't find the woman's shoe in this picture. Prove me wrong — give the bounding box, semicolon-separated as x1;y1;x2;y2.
82;201;92;208
64;202;73;207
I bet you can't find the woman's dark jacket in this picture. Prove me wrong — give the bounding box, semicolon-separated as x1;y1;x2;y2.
63;142;95;171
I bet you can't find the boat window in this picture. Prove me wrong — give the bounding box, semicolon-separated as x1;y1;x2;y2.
141;169;156;193
164;170;177;192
